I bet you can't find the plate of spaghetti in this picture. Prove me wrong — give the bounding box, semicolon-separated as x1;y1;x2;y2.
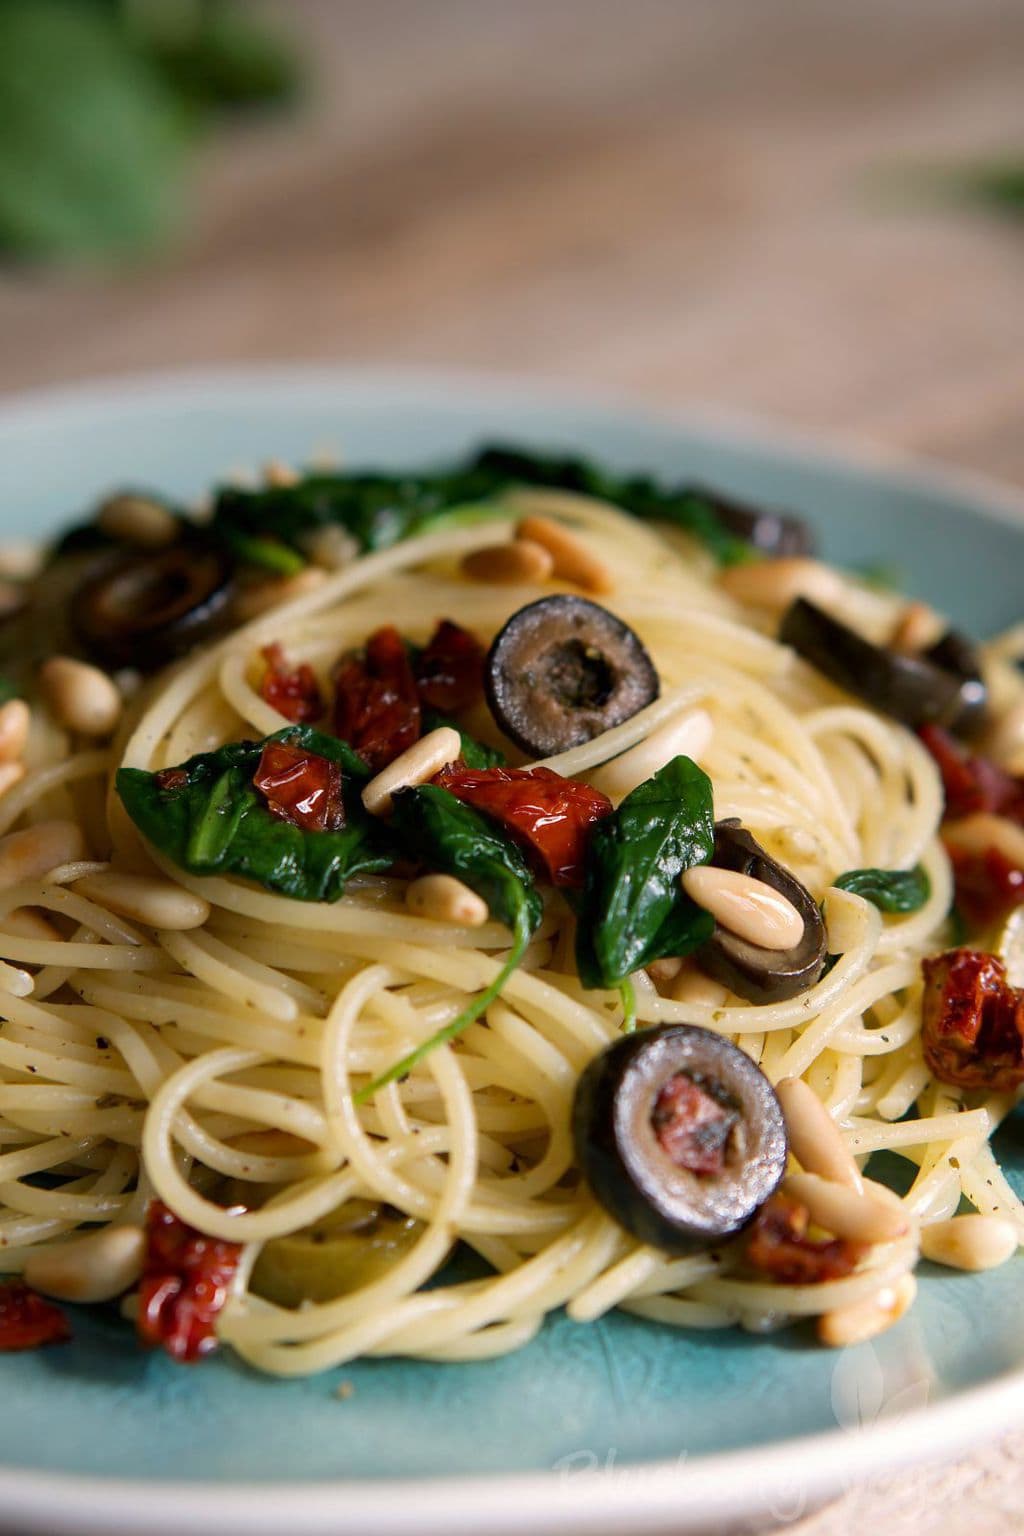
1;368;1023;1536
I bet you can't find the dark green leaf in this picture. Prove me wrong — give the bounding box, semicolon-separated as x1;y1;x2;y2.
133;0;303;114
575;755;716;989
116;725;391;902
388;783;542;936
0;677;18;706
833;865;931;914
420;710;506;770
0;1;190;261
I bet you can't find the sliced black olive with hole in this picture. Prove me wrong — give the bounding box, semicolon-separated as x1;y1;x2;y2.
694;821;827;1004
573;1024;787;1254
692;486;814;558
780;597;987;737
485;595;659;757
71;537;234;671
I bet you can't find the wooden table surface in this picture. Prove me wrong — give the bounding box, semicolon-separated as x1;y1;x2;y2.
2;3;1023;1532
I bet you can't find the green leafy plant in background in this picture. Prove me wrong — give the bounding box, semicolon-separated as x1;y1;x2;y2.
0;0;301;263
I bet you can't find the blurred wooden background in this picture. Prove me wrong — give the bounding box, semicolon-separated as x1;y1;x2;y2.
1;0;1021;486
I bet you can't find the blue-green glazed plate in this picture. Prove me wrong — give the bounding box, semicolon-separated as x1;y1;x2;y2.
0;369;1022;1536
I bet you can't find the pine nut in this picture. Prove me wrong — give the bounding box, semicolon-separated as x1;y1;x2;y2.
24;1224;146;1304
985;699;1024;775
681;866;804;950
1;906;61;942
233;567;327;622
97;493;179;549
0;580;27;619
74;871;210;930
461;540;555;585
668;966;731;1007
0;544;43;581
646;956;684;986
719;557;844;613
39;656;122;738
299;524;360;570
783;1172;908;1244
591;709;713;801
0;821;87;891
515;516;614;595
0;762;25;798
943;812;1024;871
263;459;299;488
362;727;462;817
919;1214;1018;1272
818;1273;917;1348
889;601;942;655
776;1076;862;1190
406;873;489;926
0;699;30;764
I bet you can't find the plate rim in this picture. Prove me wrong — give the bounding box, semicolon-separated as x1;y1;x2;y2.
1;362;1023;1536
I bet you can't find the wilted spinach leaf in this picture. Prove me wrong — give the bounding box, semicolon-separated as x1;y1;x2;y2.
833;865;931;914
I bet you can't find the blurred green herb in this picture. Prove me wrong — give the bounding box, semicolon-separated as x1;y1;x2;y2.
0;0;301;263
954;159;1024;219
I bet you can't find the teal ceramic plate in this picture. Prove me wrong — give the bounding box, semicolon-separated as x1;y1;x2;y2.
1;369;1022;1536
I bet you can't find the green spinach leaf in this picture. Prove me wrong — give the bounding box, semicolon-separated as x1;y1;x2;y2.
575;756;715;989
833;865;931;914
116;725;391;902
420;710;506;770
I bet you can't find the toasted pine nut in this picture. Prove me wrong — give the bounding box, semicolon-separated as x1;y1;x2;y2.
943;812;1024;871
681;866;804;950
985;699;1024;775
889;601;942;654
406;873;489;927
0;698;30;765
233;567;327;623
919;1214;1018;1272
0;821;87;891
75;871;210;930
461;540;554;585
0;580;27;619
97;493;179;549
299;524;359;570
0;762;25;799
818;1273;916;1348
263;459;299;488
783;1172;907;1244
591;709;713;801
776;1076;862;1190
668;966;731;1007
24;1224;146;1304
2;906;61;942
0;960;33;997
0;544;43;581
362;727;462;816
515;516;613;595
646;956;684;986
719;557;844;613
39;656;122;738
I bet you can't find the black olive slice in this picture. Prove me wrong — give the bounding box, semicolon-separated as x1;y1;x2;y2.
780;597;987;737
71;538;234;671
484;595;659;757
693;486;814;558
572;1023;787;1254
695;822;828;1004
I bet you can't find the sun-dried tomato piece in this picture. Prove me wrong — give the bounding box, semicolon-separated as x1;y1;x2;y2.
260;642;324;724
745;1194;864;1285
333;625;421;773
137;1200;242;1363
253;740;345;832
651;1072;738;1177
920;726;1024;824
414;619;485;714
0;1280;70;1351
947;843;1024;930
155;766;189;792
434;763;612;886
921;948;1024;1091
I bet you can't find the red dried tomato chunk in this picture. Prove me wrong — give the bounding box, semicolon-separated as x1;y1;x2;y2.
155;766;189;792
137;1200;242;1362
414;620;485;714
434;764;612;887
651;1072;738;1177
333;625;421;773
745;1194;863;1285
920;726;1024;824
260;642;324;724
947;843;1024;930
254;741;346;832
921;948;1024;1091
0;1280;70;1351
